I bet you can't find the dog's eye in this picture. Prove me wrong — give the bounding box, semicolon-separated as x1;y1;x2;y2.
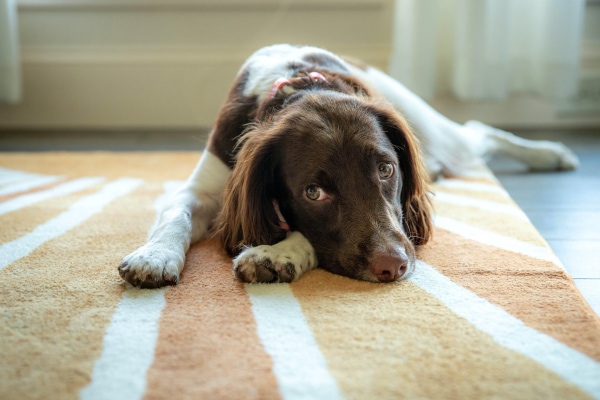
305;185;328;201
378;163;394;179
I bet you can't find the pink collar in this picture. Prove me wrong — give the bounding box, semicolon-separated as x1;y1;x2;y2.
273;200;290;231
267;71;329;100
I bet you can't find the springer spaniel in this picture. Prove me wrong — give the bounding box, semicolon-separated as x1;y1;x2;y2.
119;44;578;288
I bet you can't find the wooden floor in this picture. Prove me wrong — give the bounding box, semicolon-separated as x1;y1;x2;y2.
488;130;600;317
1;128;599;316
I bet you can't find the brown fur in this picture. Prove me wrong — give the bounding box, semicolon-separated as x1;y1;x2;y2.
118;45;577;288
368;103;433;246
212;69;432;281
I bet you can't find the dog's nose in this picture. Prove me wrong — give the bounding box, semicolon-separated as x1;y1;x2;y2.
370;253;409;282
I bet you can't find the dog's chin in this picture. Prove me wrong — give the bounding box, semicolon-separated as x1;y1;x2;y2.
318;260;415;283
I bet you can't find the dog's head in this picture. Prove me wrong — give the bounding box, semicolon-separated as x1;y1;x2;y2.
215;73;432;282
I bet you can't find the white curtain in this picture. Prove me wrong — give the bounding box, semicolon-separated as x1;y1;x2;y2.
389;0;586;101
0;0;20;103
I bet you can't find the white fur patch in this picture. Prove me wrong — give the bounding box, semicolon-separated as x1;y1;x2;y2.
241;44;348;102
119;151;231;287
187;150;232;195
233;231;317;283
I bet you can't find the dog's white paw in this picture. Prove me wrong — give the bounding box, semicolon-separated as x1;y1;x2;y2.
233;234;317;283
465;121;579;171
233;246;300;283
527;141;579;171
118;243;183;288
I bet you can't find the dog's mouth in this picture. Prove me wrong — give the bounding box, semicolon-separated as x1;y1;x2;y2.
266;72;329;100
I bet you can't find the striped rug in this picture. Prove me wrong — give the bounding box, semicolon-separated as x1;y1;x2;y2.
1;152;599;400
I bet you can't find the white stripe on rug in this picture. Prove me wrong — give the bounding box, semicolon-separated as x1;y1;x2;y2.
246;284;345;400
79;288;168;400
411;260;600;399
435;178;508;196
0;178;142;271
452;167;498;181
0;177;104;216
434;192;528;221
80;181;182;400
435;216;562;267
0;166;27;177
0;167;54;185
0;174;63;196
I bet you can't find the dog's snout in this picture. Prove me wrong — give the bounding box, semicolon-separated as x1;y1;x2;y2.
370;253;409;282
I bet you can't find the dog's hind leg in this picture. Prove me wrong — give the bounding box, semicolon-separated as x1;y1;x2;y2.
463;120;579;171
354;66;579;176
118;151;231;288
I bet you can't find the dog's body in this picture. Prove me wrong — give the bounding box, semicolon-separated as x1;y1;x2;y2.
119;44;578;288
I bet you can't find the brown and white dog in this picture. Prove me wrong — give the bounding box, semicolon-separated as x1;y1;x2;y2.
119;44;578;288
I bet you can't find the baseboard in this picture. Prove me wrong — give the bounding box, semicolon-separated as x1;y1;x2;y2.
3;46;598;130
428;94;600;130
0;45;391;129
17;0;383;11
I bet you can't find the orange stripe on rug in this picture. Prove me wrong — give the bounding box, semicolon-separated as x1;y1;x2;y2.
143;239;281;400
291;270;591;400
434;202;548;246
0;152;200;180
435;187;512;203
435;177;510;200
0;177;104;216
0;182;161;400
0;185;102;245
410;260;600;397
0;167;62;197
0;177;68;203
419;228;600;361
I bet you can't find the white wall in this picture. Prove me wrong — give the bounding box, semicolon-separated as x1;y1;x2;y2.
0;0;598;130
0;0;394;129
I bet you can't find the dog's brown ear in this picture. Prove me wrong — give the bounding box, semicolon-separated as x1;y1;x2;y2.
213;132;287;255
373;104;433;245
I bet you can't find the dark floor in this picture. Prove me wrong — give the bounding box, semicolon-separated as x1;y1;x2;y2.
0;130;209;152
1;128;599;316
488;130;600;316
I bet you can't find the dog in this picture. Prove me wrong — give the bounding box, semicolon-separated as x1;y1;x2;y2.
118;44;578;288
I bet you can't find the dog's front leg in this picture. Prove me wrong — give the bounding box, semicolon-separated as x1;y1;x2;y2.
119;151;231;288
233;232;318;283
